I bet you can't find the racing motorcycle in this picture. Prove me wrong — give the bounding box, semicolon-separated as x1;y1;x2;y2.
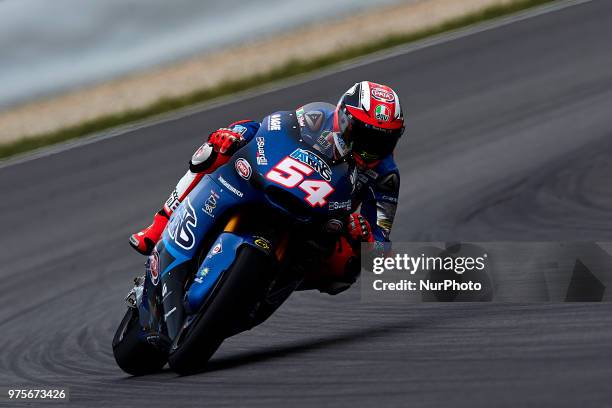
112;103;357;375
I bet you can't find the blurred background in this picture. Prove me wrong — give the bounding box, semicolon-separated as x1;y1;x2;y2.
0;0;498;143
0;0;408;109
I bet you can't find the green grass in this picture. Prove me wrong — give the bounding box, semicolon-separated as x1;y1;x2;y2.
0;0;557;160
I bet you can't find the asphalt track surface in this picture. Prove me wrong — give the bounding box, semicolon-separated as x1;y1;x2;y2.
1;1;611;407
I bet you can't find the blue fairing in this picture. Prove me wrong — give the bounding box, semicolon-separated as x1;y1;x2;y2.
185;232;268;312
153;108;354;317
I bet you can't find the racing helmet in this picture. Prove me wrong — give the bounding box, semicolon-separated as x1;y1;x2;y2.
336;81;405;163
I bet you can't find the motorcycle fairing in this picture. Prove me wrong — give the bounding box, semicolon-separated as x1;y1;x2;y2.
184;232;272;313
158;110;354;279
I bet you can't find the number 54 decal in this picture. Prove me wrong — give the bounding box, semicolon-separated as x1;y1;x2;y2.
266;157;334;207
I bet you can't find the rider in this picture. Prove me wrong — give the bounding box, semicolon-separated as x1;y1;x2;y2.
129;81;404;293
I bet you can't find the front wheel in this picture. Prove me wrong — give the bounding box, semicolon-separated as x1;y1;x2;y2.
112;308;168;376
168;245;275;374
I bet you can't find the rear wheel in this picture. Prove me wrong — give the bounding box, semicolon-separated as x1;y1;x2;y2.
168;245;275;375
112;308;168;376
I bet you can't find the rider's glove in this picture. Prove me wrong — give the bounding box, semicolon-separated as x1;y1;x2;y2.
347;213;375;244
208;128;244;155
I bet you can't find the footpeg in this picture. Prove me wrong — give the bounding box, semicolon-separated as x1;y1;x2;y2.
125;276;145;308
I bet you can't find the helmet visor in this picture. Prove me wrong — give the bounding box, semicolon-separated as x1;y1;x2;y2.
351;121;400;161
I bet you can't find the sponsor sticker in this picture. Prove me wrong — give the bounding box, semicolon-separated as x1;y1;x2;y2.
329;200;352;211
375;104;390;122
268;114;281;131
235;158;252;180
195;266;211;282
254;237;271;251
167;197;198;250
218;175;243;197
165;189;180;212
149;251;160;286
256;137;268;165
209;241;222;257
371;87;395;103
289;148;332;181
317;131;333;150
304;111;324;132
296;108;306;127
203;190;219;217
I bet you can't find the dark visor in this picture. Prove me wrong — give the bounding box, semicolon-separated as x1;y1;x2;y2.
351;121;400;160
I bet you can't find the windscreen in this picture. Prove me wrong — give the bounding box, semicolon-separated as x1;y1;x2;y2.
295;102;350;162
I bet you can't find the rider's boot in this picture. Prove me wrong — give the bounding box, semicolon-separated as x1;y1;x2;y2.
129;210;170;255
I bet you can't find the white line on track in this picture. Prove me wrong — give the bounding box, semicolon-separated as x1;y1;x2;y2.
0;0;593;170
